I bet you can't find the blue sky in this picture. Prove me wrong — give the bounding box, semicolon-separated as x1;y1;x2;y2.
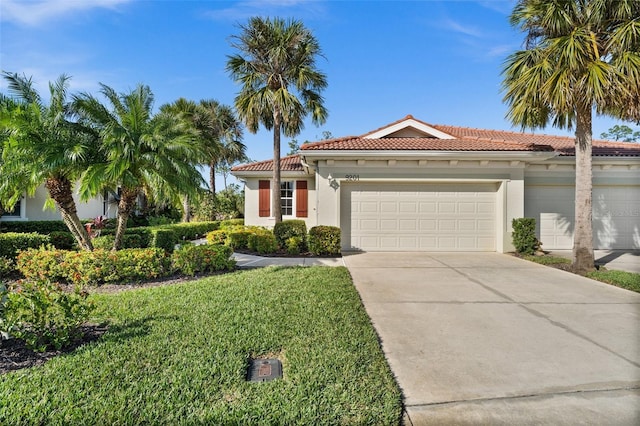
0;0;626;185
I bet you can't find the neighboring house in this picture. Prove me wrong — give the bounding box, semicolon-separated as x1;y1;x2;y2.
231;115;640;252
0;186;119;222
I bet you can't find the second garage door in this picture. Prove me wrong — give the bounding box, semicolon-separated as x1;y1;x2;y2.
341;183;497;251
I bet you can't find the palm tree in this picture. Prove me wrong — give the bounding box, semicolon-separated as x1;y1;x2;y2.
227;17;328;223
73;84;204;250
502;0;640;273
0;73;96;250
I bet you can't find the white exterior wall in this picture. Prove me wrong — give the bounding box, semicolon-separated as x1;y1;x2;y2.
312;159;526;253
242;176;317;229
525;162;640;250
2;185;113;222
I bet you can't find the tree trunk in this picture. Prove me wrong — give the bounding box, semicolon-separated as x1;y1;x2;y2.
209;161;216;196
113;187;139;252
182;195;191;223
572;106;595;273
45;177;93;251
272;110;282;224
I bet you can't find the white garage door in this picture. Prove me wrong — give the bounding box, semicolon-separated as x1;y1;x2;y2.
341;183;497;251
525;185;640;250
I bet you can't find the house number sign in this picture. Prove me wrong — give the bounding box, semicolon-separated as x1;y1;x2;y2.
345;174;360;181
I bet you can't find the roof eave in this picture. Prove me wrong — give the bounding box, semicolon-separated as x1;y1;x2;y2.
300;150;558;161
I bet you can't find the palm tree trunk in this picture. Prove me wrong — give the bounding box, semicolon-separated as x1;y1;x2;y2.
272;109;282;223
45;177;93;251
572;106;595;273
209;161;216;196
113;187;138;251
182;195;191;223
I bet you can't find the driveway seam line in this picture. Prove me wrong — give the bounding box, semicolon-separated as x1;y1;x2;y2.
439;260;640;369
405;385;640;409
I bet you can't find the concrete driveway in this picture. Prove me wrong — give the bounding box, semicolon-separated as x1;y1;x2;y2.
343;252;640;425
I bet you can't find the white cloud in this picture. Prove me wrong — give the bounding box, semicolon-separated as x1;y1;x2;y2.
203;0;325;22
1;0;131;26
441;18;485;39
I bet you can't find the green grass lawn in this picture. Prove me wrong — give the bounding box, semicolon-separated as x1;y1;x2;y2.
522;254;640;293
0;267;402;425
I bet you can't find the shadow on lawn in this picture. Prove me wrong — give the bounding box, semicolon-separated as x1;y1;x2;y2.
100;315;180;345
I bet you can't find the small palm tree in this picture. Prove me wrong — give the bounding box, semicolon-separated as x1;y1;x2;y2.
227;17;328;223
0;73;96;250
502;0;640;273
74;84;204;250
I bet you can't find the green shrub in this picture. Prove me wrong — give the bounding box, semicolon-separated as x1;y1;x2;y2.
308;226;341;256
286;236;303;255
92;234;144;250
227;230;253;250
148;216;176;226
248;231;278;254
0;257;15;279
171;244;236;276
0;220;69;234
512;218;539;255
273;220;307;249
49;231;76;250
16;247;68;282
150;229;177;253
17;247;169;285
162;222;219;241
220;218;244;230
0;232;50;259
1;280;94;352
206;229;228;245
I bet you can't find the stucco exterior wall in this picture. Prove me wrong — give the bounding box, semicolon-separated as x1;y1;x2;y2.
311;159;527;253
242;177;317;229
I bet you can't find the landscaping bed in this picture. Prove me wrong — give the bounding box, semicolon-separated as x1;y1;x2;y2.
0;267;402;424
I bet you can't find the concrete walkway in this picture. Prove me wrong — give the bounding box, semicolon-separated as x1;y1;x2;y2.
233;252;344;268
343;252;640;425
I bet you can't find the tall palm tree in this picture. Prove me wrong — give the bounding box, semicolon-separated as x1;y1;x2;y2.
0;73;96;250
227;17;328;223
502;0;640;273
73;84;204;250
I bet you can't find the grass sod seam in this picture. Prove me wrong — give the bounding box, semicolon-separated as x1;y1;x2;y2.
0;266;402;425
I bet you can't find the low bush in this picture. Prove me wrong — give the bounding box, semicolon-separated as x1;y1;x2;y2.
227;229;253;250
171;244;236;276
0;220;69;234
1;280;94;352
17;247;169;285
0;232;50;259
16;247;68;282
220;218;244;229
273;220;307;250
49;231;76;250
150;229;177;253
248;231;278;255
286;236;304;255
162;221;219;241
92;234;144;250
308;226;341;256
512;218;539;255
206;229;228;245
0;256;15;279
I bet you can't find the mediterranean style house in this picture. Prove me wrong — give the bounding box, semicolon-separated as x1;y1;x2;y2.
232;115;640;253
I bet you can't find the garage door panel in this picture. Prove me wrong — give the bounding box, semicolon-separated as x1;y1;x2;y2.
342;183;497;251
525;185;640;250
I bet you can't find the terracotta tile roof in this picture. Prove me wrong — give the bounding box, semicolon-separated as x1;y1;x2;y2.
301;135;552;152
231;154;305;172
431;125;640;157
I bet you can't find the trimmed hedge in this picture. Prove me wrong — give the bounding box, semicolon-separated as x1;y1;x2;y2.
227;230;253;250
92;234;144;250
220;219;244;229
160;222;219;241
16;247;170;285
308;226;341;256
206;230;228;245
273;220;307;250
248;230;278;254
150;229;177;253
171;244;235;276
0;220;69;234
48;232;76;250
512;218;539;255
0;232;50;259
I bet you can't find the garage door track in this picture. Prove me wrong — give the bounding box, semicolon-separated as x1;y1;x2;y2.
344;252;640;425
